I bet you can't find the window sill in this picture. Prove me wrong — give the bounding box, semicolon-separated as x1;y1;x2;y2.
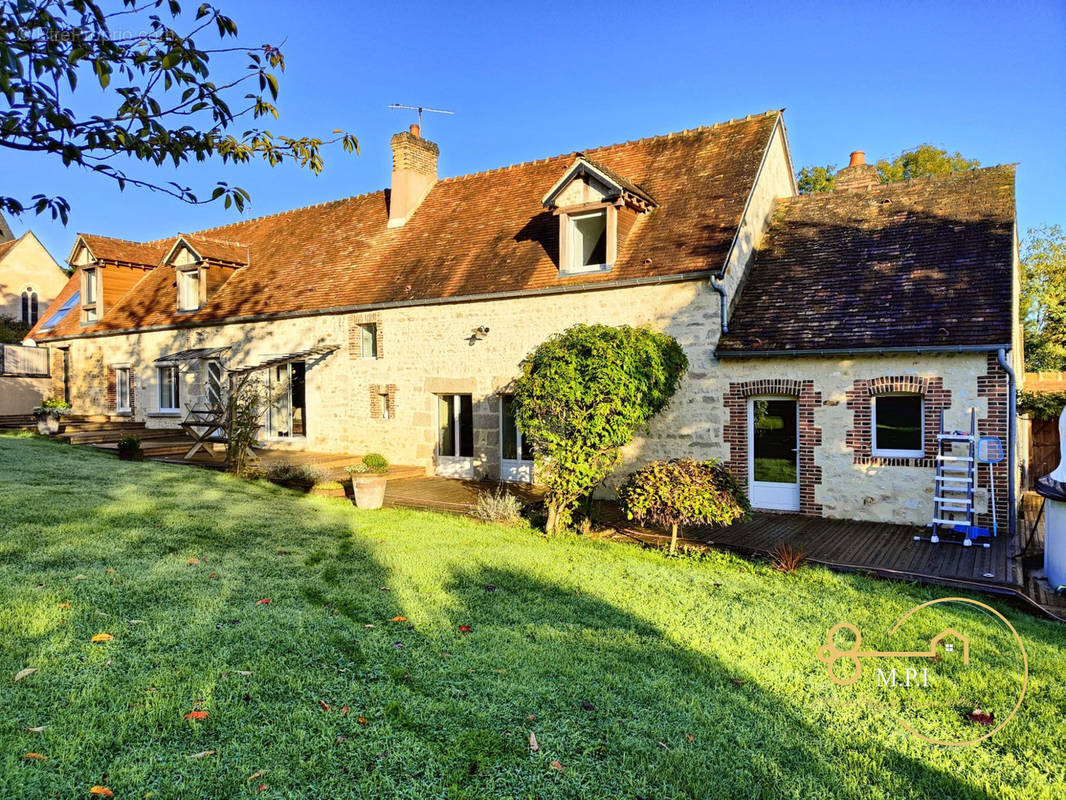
148;411;182;418
559;263;613;277
114;410;132;416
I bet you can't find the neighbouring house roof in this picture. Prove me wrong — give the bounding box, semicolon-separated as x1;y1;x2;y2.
29;111;782;341
716;166;1017;355
0;234;21;260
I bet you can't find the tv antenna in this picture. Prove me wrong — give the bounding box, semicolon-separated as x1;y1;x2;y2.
387;104;454;132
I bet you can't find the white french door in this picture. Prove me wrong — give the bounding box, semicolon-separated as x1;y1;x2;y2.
499;394;533;483
748;397;800;512
437;394;474;478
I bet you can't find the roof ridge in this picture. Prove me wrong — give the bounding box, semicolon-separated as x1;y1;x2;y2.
187;190;385;238
785;163;1017;204
438;110;781;185
181;232;249;248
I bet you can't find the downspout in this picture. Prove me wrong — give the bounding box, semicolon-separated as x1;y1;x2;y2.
710;276;728;334
996;348;1017;538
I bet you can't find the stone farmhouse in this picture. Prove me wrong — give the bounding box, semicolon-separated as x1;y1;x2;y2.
26;110;1022;529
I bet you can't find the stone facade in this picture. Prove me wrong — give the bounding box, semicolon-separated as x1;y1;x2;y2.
52;274;1013;527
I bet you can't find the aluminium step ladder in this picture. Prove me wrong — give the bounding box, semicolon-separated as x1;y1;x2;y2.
923;408;989;548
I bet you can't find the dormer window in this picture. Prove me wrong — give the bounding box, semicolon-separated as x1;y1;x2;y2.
568;209;608;272
177;268;202;311
542;155;657;277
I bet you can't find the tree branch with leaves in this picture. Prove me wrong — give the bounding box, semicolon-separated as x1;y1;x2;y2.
0;0;358;222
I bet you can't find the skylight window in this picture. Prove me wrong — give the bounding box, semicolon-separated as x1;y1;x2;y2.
40;291;80;331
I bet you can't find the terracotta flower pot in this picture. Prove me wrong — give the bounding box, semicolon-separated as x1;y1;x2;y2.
352;475;387;510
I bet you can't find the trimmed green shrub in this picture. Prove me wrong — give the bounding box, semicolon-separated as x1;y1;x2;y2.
346;453;388;475
513;324;688;533
619;458;750;554
264;462;322;486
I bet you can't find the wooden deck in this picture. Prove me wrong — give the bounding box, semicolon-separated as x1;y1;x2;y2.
662;512;1017;588
384;476;543;511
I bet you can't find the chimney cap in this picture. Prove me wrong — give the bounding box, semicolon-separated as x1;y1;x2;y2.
409;123;420;138
848;151;866;167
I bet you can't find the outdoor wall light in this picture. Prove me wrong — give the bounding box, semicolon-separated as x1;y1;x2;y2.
473;326;490;340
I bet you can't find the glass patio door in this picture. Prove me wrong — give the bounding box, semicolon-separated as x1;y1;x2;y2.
437;394;473;478
269;361;306;438
499;394;533;483
748;397;800;511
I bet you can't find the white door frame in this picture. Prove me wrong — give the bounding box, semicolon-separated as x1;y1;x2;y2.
748;396;800;512
499;395;533;483
436;393;474;479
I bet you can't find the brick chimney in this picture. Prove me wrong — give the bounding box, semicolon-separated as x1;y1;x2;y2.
834;151;880;192
388;124;439;228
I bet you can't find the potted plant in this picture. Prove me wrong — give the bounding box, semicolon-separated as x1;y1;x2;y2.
33;397;71;435
345;453;389;510
116;435;144;461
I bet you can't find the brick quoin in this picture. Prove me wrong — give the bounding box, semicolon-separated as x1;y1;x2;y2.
845;375;951;467
977;352;1011;530
724;379;822;517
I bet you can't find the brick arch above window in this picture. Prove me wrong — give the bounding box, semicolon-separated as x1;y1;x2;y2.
845;375;951;466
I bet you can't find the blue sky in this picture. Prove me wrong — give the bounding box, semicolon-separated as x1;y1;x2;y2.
3;0;1064;261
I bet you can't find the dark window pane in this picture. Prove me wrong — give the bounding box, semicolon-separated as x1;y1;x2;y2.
752;399;797;483
459;395;473;457
291;361;306;436
875;395;922;452
439;395;455;456
573;211;607;267
501;395;518;460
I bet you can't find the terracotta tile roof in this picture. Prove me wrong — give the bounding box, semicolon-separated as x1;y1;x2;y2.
78;234;167;266
177;234;249;265
717;166;1017;354
30;111;781;340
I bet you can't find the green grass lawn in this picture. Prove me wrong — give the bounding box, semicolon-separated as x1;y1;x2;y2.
1;433;1064;799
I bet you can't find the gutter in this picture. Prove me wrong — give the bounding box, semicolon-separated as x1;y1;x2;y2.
34;270;717;344
715;344;1012;358
710;276;728;333
996;348;1018;539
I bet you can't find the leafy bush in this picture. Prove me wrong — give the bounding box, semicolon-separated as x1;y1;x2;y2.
1020;389;1066;421
223;373;268;476
116;435;142;449
33;397;72;418
264;462;322;486
770;542;807;574
0;314;31;344
472;488;525;526
346;454;388;475
619;458;750;554
513;324;688;533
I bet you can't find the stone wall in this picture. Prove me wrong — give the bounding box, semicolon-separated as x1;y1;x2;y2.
52;276;1006;526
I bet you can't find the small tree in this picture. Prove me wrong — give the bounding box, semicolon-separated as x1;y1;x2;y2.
223;372;269;476
512;324;688;534
619;459;750;554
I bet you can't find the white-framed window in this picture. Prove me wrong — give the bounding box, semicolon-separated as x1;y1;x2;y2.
204;359;224;408
115;366;131;412
437;394;473;458
83;268;97;304
158;365;181;412
872;393;924;458
82;268;99;323
177;269;202;311
359;323;378;358
565;209;608;273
